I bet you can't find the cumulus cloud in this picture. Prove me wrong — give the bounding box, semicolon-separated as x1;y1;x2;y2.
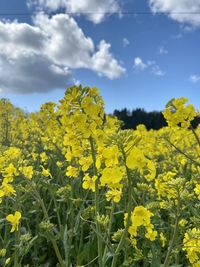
0;13;125;93
189;74;200;83
134;57;147;71
92;40;125;79
0;54;72;93
134;57;165;76
149;0;200;27
28;0;120;23
123;38;130;47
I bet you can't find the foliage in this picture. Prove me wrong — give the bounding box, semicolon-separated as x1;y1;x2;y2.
0;87;200;267
113;106;200;130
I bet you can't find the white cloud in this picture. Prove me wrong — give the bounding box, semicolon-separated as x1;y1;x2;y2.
149;0;200;27
158;46;168;55
190;74;200;83
92;40;125;79
134;57;165;76
134;57;147;71
28;0;120;23
123;38;130;47
0;13;125;93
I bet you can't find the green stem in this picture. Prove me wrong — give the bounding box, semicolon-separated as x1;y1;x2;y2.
102;201;115;264
32;185;65;267
90;137;103;267
14;226;20;267
111;150;133;267
48;234;65;267
50;188;62;230
162;190;181;267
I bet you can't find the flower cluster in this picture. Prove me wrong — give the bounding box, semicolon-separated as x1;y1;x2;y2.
127;206;157;247
0;89;200;266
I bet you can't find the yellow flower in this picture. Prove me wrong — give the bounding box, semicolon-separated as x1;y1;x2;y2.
3;163;16;178
0;183;16;197
6;211;21;232
163;97;196;128
145;228;157;241
145;160;156;181
82;174;97;192
41;166;52;178
79;156;93;172
102;145;119;167
126;147;147;173
22;166;34;180
40;152;48;163
100;167;124;187
131;206;153;227
66;166;78;178
106;188;122;203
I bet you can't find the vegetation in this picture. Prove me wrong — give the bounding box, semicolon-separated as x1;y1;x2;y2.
0;86;200;266
113;106;200;130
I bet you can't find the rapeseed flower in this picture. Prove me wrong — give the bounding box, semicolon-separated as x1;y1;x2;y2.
6;211;21;232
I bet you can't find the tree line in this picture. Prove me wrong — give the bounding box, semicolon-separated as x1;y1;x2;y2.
113;108;200;130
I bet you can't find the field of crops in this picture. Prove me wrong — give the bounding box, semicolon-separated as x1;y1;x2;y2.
0;85;200;267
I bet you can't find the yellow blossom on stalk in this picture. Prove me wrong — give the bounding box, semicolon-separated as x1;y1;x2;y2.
56;161;63;168
6;211;21;232
95;156;102;170
0;183;16;197
82;174;97;192
81;96;102;119
79;156;93;172
183;228;200;266
100;166;125;187
21;166;34;180
126;147;147;173
2;163;16;183
3;163;16;176
41;166;52;178
128;224;137;237
102;145;119;167
66;166;78;178
145;160;156;181
163;97;196;128
131;206;153;227
40;152;48;163
145;226;157;241
126;206;157;247
65;148;73;161
105;188;122;203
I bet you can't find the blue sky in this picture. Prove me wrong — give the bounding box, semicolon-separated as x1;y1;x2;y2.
0;0;200;113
